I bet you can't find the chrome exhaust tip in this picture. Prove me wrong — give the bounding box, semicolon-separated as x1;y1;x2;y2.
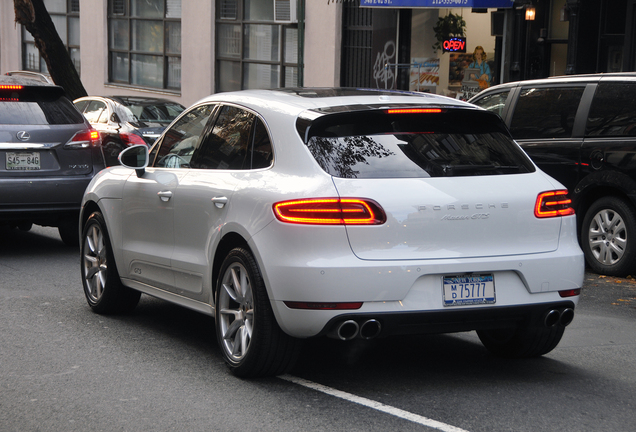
336;320;359;341
359;319;382;339
544;309;560;327
559;308;575;326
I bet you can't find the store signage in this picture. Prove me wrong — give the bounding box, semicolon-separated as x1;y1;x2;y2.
361;0;514;8
443;37;466;53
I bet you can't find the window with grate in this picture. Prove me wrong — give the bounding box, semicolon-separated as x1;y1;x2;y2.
22;0;81;75
215;0;299;92
108;0;181;91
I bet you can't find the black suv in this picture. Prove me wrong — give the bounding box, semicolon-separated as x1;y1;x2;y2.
0;76;105;245
469;73;636;276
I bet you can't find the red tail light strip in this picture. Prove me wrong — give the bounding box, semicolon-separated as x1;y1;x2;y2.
0;85;23;90
273;198;387;225
535;190;575;218
559;288;581;298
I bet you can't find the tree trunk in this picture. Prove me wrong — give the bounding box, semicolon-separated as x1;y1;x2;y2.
14;0;87;100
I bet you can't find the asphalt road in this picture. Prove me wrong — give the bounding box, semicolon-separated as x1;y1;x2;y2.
1;225;634;432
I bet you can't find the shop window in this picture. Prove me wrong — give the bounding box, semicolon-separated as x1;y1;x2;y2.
510;86;585;140
108;0;181;91
215;0;299;92
22;0;80;75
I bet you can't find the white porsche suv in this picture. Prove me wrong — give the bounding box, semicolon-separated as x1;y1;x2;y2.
79;88;584;377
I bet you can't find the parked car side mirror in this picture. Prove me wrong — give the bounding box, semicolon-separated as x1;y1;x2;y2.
119;144;149;177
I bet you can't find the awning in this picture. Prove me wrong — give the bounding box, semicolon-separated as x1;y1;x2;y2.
360;0;514;8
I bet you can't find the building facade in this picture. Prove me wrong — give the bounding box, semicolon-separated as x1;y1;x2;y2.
0;1;634;107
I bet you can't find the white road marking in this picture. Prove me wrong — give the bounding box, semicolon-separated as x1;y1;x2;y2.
279;375;470;432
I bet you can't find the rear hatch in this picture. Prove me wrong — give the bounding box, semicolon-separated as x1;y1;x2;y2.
0;83;99;202
301;106;564;260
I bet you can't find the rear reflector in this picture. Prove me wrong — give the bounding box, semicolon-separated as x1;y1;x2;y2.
535;190;575;218
284;301;363;310
273;198;387;225
559;288;581;298
386;108;442;114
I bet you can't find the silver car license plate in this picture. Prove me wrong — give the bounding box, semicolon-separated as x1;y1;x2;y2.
6;152;41;170
443;274;496;306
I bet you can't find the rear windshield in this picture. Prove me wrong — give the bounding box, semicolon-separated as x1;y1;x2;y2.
0;86;84;125
300;109;535;178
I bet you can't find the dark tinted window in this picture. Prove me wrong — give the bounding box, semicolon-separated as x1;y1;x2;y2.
152;104;215;168
303;109;534;178
510;86;584;139
586;82;636;137
251;118;273;169
471;90;509;118
0;87;84;125
190;105;254;170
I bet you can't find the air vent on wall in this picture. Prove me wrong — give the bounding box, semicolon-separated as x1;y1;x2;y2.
274;0;297;23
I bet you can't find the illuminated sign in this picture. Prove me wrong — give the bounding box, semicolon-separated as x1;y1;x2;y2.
443;37;466;53
361;0;514;7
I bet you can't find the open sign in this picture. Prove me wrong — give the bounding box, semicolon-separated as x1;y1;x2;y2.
443;37;467;53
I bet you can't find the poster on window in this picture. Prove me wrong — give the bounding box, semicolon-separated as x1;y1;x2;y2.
449;46;493;100
410;58;439;91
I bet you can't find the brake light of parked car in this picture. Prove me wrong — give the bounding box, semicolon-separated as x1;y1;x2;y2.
273;198;387;225
534;190;575;218
0;85;23;90
386;108;443;114
119;132;148;147
64;129;101;149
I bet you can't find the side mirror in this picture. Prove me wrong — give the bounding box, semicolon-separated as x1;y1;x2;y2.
118;144;149;177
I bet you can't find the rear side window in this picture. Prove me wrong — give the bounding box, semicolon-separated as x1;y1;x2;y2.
302;109;535;178
586;82;636;137
509;86;585;139
0;86;84;125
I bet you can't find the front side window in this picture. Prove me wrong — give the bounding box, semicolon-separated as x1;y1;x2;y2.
586;82;636;137
215;0;298;92
152;104;215;168
23;0;80;74
509;86;585;139
191;105;255;170
108;0;181;90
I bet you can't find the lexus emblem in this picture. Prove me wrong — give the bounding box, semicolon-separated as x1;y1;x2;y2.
16;131;30;141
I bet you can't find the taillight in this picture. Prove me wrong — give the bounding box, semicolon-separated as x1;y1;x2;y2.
0;84;23;90
386;108;442;114
273;198;387;225
64;129;101;149
535;190;575;218
120;132;148;147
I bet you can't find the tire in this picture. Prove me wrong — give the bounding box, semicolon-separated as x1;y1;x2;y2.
477;324;565;358
215;247;301;378
58;217;79;247
80;211;140;314
580;196;636;276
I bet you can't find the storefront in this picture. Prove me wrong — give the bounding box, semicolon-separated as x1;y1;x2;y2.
352;0;514;99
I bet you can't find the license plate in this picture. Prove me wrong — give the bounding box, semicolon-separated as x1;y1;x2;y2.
443;274;496;306
6;152;41;170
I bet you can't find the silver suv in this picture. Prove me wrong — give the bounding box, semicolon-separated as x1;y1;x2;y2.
0;75;105;245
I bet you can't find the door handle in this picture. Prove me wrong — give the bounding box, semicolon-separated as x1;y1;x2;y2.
212;196;228;208
158;191;173;202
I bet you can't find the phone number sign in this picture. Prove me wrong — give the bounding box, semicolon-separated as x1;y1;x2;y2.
361;0;514;7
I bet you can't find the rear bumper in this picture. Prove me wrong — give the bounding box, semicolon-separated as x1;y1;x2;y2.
0;175;92;225
317;301;577;338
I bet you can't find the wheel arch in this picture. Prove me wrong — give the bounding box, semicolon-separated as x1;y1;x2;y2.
573;172;636;232
212;232;251;297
